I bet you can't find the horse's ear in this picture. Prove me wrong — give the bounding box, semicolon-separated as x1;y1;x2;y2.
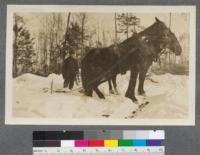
155;17;160;23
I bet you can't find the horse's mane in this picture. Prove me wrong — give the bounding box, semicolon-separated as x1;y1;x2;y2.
139;20;168;38
107;19;167;55
118;34;141;49
107;35;139;50
140;22;158;36
117;21;164;48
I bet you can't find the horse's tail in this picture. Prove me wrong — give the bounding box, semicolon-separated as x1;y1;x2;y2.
81;58;87;90
81;57;93;96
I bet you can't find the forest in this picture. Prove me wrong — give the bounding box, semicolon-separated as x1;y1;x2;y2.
12;12;189;78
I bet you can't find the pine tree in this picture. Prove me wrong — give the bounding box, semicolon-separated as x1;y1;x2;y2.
62;22;82;57
77;13;88;57
117;13;140;38
13;14;35;77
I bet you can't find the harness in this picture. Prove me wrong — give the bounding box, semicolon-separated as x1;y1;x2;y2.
149;34;171;64
153;49;165;63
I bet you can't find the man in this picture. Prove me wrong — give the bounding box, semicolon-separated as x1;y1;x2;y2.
62;51;78;90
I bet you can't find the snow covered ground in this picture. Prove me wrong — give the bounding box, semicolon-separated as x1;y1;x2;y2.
12;71;188;119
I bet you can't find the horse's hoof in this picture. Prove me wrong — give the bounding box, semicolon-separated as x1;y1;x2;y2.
100;96;105;99
140;93;146;97
109;90;114;94
114;88;119;95
79;89;84;93
115;92;119;95
86;94;93;97
84;92;92;97
138;91;146;96
99;94;105;99
132;98;138;103
126;95;138;103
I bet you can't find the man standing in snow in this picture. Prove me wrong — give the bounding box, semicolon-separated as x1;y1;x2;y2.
62;51;78;90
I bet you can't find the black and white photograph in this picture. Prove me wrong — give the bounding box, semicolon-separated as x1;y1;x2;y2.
5;5;196;125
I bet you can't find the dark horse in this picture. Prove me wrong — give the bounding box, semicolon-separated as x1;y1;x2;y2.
81;17;182;102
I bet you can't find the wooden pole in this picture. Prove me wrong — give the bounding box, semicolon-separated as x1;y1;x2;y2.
51;79;53;94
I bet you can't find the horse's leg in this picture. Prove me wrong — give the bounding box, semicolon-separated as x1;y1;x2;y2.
108;79;114;94
138;64;150;95
63;79;68;88
138;71;147;95
84;83;93;97
112;75;119;94
125;66;138;102
93;83;105;99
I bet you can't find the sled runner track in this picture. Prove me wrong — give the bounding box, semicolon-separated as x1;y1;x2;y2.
43;88;85;97
49;72;157;95
125;101;150;119
56;91;83;97
53;89;116;103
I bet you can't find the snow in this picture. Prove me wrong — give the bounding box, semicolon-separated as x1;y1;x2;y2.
12;71;189;119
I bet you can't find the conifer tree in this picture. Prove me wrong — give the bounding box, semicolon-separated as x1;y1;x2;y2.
117;13;140;38
62;22;82;57
13;14;35;77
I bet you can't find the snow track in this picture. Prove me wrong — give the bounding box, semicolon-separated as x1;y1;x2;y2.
13;72;189;119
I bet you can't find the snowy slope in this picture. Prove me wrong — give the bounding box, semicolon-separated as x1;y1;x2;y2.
12;71;188;119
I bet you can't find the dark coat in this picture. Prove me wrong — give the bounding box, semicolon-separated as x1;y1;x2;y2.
81;34;155;101
62;56;78;79
81;46;120;90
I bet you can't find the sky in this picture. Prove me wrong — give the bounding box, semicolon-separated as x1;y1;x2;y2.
18;12;190;45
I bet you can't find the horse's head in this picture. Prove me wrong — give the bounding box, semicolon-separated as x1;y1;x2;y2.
154;17;182;56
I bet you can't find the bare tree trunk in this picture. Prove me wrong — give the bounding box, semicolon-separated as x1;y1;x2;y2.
13;25;18;77
66;12;71;34
49;13;56;73
43;34;48;75
97;24;100;47
35;36;40;72
168;52;171;69
43;16;48;75
56;13;63;74
63;12;71;60
133;25;136;33
102;29;107;47
114;13;117;43
126;13;129;39
169;13;171;29
81;14;86;58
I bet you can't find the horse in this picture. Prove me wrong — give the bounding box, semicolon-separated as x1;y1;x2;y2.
109;17;182;101
81;17;182;102
81;33;155;100
109;18;183;98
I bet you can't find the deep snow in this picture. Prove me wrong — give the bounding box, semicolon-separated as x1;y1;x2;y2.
12;71;188;119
